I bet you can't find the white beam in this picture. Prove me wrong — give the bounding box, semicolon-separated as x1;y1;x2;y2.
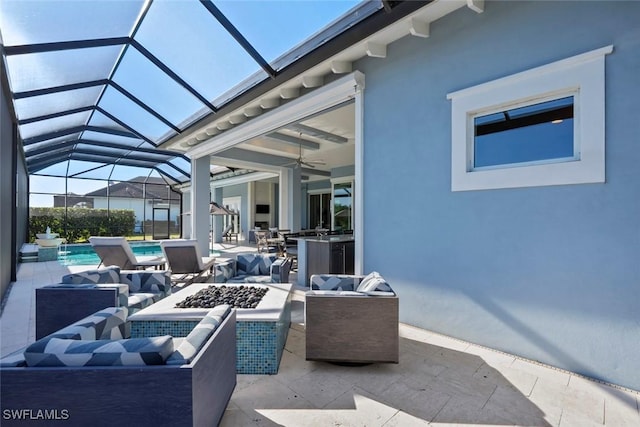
264;132;320;150
331;61;352;74
410;18;430;38
467;0;484;13
209;170;279;187
365;42;387;58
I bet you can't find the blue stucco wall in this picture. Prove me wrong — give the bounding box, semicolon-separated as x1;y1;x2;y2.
359;1;640;390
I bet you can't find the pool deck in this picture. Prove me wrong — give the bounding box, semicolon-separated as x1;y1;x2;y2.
2;242;639;426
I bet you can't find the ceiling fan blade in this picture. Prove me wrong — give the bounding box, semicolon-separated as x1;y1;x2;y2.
300;161;316;168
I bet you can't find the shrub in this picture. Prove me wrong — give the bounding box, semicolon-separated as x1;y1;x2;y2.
29;208;136;243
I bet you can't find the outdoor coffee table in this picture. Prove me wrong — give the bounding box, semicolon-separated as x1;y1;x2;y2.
128;282;293;374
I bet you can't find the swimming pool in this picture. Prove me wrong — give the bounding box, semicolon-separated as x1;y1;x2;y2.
58;242;220;266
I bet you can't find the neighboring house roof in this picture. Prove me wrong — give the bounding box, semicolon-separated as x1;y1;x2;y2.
85;176;180;200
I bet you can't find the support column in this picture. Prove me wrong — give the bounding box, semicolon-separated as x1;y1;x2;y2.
212;187;223;244
279;167;301;231
190;156;210;256
354;78;365;275
181;189;192;238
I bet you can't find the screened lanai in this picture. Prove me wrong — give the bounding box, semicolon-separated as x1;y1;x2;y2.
1;0;373;174
0;0;375;241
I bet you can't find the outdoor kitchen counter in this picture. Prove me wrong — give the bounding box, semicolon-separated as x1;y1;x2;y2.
291;236;355;287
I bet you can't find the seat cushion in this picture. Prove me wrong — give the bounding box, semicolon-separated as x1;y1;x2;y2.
120;270;171;295
236;254;276;275
61;266;120;285
166;305;231;365
310;275;357;291
227;274;273;284
0;349;27;367
127;293;157;313
24;336;174;367
46;307;128;341
356;272;393;293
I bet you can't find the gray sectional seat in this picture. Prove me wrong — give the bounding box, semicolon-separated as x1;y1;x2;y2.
61;265;172;312
35;266;172;339
0;305;236;427
226;253;292;284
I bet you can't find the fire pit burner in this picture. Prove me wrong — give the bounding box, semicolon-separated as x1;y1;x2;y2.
175;285;268;309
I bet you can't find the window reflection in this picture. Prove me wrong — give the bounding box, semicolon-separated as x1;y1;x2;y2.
474;96;575;169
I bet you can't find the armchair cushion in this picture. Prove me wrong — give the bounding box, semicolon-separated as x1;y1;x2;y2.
119;270;171;296
310;274;358;291
58;268;170;315
236;253;275;275
46;306;128;341
127;293;157;313
356;271;394;293
166;305;231;365
228;274;274;284
61;266;120;285
24;336;174;367
228;253;291;284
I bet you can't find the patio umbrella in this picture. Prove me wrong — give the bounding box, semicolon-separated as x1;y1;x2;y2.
210;202;236;215
210;202;238;250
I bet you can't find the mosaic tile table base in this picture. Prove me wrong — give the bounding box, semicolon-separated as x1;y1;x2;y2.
129;283;292;374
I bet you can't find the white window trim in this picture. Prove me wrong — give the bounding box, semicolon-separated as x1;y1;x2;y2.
447;45;613;191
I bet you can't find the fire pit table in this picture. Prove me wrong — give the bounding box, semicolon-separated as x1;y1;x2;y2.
128;283;292;374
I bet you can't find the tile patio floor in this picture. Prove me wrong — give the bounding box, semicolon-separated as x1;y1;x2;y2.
1;243;638;426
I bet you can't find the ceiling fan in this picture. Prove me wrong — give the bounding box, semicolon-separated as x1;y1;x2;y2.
283;135;325;169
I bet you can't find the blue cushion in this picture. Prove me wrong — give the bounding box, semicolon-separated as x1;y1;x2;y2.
166;305;231;365
24;336;174;367
356;272;393;293
61;266;120;285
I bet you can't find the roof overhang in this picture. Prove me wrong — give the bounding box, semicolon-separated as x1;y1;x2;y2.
166;0;480;155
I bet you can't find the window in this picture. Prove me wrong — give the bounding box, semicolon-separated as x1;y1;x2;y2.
447;45;612;191
473;95;575;169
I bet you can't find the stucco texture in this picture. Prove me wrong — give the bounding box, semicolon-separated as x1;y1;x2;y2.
359;0;640;390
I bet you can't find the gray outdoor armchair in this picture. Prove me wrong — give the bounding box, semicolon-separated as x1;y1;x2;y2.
305;272;399;364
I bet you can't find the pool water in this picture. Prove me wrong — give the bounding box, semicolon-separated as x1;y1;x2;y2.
58;242;219;266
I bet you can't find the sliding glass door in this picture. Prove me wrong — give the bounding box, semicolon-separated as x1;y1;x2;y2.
308;192;331;230
332;180;353;231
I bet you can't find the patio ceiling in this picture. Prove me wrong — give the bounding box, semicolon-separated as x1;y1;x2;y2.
0;0;378;185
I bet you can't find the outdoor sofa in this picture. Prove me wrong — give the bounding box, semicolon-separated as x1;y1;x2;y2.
1;305;237;427
305;272;399;364
35;266;171;339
